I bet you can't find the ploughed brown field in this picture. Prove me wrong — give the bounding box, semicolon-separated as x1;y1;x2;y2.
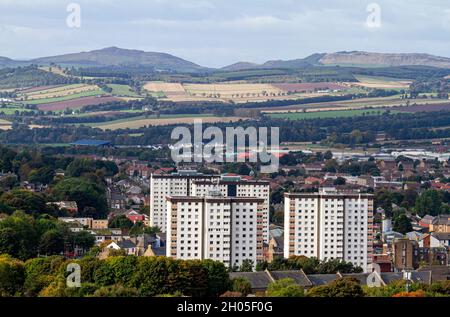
37;96;122;111
271;82;346;92
393;103;450;113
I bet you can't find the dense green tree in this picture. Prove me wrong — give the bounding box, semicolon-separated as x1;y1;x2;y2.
375;189;393;217
92;285;139;297
393;214;413;234
0;189;48;215
0;211;39;260
231;277;252;296
109;215;133;230
73;230;95;252
415;190;444;216
0;255;25;296
307;277;364;297
201;259;231;297
239;259;254;272
266;278;304;297
52;177;108;218
23;256;64;296
39;229;65;256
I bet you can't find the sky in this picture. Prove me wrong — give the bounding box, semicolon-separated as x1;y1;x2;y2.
0;0;449;68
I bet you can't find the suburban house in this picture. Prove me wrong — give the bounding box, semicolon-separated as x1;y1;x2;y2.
229;270;432;294
429;215;450;233
106;240;138;255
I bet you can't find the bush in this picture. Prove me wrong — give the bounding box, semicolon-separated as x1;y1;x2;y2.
231;277;252;296
91;284;139;297
0;254;25;296
307;277;364;297
266;278;304;297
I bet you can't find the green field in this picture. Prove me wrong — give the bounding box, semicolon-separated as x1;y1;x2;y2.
107;84;141;97
268;109;404;120
0;104;31;115
85;113;215;127
23;89;106;105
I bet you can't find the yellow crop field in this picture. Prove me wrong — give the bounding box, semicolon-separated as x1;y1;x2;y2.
143;82;185;93
144;81;351;103
184;83;284;101
23;84;100;100
95;116;243;130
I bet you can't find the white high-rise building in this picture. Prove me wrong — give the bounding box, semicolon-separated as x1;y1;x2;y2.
191;175;270;243
284;187;374;272
149;171;219;230
150;172;270;243
166;194;265;267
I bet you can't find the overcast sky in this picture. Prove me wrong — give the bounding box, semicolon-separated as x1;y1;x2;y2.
0;0;449;67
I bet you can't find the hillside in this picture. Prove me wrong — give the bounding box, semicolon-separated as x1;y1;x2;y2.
221;62;260;71
319;51;450;68
32;47;206;73
0;57;21;68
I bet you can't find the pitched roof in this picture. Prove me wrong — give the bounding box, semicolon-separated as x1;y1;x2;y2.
379;272;431;285
117;239;136;249
432;215;450;226
417;266;450;282
269;271;312;287
431;232;450;241
306;274;340;286
341;273;371;286
229;272;273;290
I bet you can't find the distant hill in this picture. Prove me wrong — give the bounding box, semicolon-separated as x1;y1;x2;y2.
2;48;450;73
31;47;206;73
220;62;260;71
319;51;450;68
0;57;22;68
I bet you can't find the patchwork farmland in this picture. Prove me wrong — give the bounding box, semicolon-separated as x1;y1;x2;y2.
87;114;244;130
12;83;140;112
143;81;357;103
37;96;122;111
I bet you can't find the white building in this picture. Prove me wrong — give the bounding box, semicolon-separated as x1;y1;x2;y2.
166;194;265;268
284;187;374;272
149;171;219;230
150;172;270;243
191;175;270;243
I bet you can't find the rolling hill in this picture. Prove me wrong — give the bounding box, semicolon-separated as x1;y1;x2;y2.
318;51;450;68
2;48;450;73
31;47;206;73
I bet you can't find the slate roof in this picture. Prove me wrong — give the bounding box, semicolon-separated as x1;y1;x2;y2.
418;266;450;282
306;274;340;286
117;239;136;249
432;232;450;241
380;271;431;285
228;270;433;291
341;273;371;286
432;215;450;226
229;272;273;290
269;271;312;287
